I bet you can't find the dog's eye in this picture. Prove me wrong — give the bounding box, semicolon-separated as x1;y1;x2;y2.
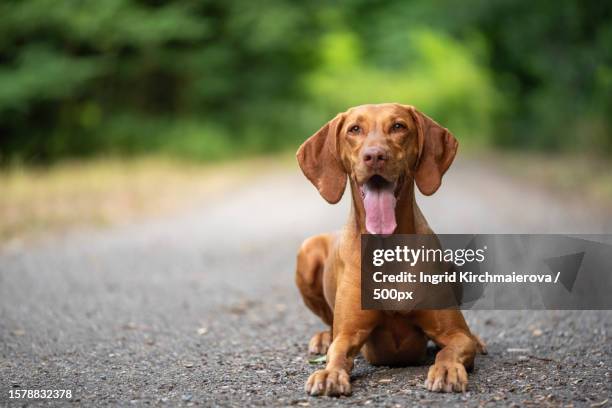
392;123;406;130
348;125;361;133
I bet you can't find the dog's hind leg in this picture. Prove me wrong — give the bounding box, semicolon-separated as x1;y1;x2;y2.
296;234;334;354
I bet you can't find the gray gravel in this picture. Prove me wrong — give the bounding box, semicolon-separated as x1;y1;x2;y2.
1;158;611;407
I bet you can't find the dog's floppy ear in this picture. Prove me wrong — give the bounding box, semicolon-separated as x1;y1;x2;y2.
409;107;458;196
296;113;347;204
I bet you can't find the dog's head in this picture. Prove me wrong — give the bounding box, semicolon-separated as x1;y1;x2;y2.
297;103;458;234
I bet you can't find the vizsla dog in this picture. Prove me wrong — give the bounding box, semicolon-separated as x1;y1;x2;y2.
295;103;486;397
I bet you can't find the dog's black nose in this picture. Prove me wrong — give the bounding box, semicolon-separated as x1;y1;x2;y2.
363;146;388;168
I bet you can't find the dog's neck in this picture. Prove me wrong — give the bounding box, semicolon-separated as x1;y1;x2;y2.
347;177;418;237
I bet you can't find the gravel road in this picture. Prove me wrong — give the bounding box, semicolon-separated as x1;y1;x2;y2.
1;158;611;407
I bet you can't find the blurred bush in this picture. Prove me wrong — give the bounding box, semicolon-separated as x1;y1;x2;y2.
0;0;610;163
305;28;499;146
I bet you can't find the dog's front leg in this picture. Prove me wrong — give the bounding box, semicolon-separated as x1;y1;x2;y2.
305;286;379;397
415;310;480;393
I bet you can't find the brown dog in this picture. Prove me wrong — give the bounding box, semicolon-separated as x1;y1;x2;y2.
295;103;486;396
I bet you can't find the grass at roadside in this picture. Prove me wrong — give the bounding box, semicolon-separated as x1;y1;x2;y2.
1;150;610;249
478;151;612;210
0;154;294;247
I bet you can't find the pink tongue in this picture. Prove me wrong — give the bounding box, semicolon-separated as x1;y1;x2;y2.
363;188;397;234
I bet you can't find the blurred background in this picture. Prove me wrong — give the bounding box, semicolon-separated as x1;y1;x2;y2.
1;3;611;405
1;0;611;241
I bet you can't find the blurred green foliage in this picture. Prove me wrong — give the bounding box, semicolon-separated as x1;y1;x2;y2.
0;0;610;163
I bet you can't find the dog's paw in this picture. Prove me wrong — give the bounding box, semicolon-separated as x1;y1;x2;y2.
424;361;468;393
308;331;331;355
305;368;351;397
475;335;488;355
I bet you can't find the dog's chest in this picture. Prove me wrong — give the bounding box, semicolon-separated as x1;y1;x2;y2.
381;311;423;341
